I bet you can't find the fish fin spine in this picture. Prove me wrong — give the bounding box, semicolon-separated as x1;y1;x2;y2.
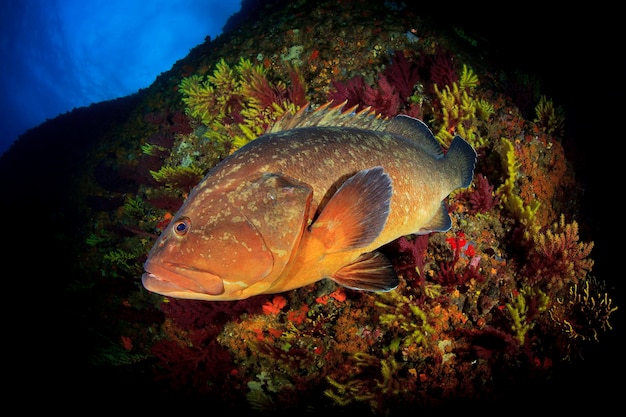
268;100;386;133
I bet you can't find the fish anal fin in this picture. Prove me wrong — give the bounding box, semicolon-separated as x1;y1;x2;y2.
311;166;392;252
331;251;398;292
417;202;452;234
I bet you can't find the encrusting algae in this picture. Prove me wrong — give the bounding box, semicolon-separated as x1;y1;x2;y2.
52;0;618;413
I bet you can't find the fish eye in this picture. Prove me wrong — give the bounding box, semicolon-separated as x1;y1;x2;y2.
173;217;191;235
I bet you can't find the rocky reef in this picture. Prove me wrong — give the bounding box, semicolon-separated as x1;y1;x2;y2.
1;0;620;414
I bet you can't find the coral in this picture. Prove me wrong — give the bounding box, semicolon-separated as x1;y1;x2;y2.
496;137;540;231
534;95;565;137
522;214;594;291
505;285;550;345
66;0;617;411
432;65;492;148
381;50;420;102
460;326;520;359
179;57;308;152
149;164;205;193
324;354;404;413
375;289;435;354
513;134;573;227
458;63;480;89
548;276;618;344
328;72;402;117
162;297;265;331
262;295;288;315
385;234;429;283
328;76;368;109
459;173;499;214
103;248;143;274
328;50;424;118
430;232;482;287
151;325;235;397
423;48;458;90
361;73;403;117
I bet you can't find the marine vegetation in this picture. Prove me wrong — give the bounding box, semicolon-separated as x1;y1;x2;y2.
62;0;617;414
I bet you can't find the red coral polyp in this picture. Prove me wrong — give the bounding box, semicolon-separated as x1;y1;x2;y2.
262;295;287;315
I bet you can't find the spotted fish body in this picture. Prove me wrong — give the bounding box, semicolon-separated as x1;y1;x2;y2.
142;103;476;301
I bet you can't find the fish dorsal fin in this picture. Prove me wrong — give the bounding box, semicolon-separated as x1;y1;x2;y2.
310;166;392;252
268;100;389;133
269;103;445;159
237;173;313;276
416;202;452;234
382;115;444;158
331;251;398;292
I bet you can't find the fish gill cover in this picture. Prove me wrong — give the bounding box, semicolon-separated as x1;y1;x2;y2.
1;0;619;414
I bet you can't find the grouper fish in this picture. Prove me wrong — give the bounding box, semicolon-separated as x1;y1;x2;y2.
142;102;476;301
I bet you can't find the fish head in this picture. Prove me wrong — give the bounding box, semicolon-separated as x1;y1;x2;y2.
142;172;313;300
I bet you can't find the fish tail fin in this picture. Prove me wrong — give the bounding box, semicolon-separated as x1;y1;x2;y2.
446;135;477;189
331;251;398;292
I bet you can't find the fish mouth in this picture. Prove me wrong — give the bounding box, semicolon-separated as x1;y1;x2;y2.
142;261;225;297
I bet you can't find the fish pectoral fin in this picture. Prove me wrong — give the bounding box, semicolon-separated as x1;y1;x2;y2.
417;202;452;234
311;166;392;252
331;251;398;292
